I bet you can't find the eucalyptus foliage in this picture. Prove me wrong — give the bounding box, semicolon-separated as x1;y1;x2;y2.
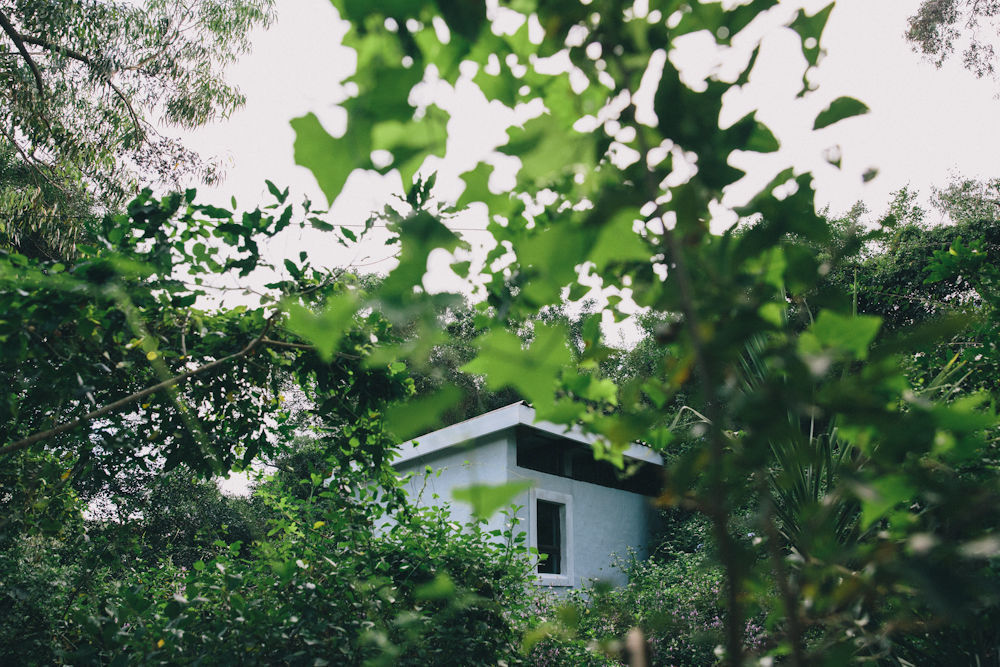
906;0;1000;80
0;0;275;258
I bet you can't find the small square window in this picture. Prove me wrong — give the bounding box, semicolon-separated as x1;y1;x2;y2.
530;489;573;586
536;500;562;574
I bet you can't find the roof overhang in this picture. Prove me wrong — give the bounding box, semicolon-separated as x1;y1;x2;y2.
393;401;664;467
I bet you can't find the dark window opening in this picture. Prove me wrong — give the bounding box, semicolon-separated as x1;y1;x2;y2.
515;426;661;496
536;499;562;574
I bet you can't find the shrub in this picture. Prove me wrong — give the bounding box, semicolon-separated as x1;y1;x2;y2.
556;552;766;667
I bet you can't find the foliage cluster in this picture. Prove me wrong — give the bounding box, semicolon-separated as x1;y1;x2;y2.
292;1;1000;663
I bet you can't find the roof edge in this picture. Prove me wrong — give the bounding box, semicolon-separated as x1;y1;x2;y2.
393;402;663;467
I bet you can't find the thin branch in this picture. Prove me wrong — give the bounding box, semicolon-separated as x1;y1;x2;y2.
0;9;45;94
761;493;806;666
262;337;362;360
19;34;93;65
262;338;315;351
1;125;64;192
0;314;278;457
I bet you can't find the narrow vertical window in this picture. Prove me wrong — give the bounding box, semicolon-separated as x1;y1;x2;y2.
536;499;562;574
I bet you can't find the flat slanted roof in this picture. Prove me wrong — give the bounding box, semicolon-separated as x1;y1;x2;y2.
394;401;664;467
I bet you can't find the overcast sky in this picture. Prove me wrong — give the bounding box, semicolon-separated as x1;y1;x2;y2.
170;0;1000;285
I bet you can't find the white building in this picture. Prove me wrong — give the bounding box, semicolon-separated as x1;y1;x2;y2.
393;402;664;589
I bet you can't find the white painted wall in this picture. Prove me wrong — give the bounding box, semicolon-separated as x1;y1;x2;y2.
396;429;521;537
394;425;659;589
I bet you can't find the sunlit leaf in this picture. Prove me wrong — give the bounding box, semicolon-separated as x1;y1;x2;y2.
453;480;533;520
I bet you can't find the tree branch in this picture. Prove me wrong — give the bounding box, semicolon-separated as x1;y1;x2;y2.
0;314;278;457
0;9;45;94
262;337;361;360
1;125;64;192
261;337;315;351
19;33;144;139
611;49;745;667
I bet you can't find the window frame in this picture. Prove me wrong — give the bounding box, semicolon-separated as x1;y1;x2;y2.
529;488;574;587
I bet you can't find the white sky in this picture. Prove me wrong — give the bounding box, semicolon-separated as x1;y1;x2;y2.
178;0;999;219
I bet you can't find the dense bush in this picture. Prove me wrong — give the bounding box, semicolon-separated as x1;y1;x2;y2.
50;472;536;665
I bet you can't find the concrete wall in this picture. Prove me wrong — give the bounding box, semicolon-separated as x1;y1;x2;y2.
394;427;657;590
394;428;523;536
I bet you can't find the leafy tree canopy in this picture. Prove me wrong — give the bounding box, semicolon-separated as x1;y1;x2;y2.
0;0;275;258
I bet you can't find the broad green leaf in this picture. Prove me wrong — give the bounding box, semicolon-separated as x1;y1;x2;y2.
380;211;466;301
462;323;573;412
858;474;914;530
453;480;533;520
789;3;834;68
371;105;450;187
457;162;513;214
745;119;780;153
799;310;882;361
517;225;589;306
589;209;649;271
291;112;372;205
502;114;596;186
385;385;462;441
813;97;870;130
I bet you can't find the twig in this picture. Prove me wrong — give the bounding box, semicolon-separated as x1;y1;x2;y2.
261;337;314;350
761;494;806;666
0;314;278;457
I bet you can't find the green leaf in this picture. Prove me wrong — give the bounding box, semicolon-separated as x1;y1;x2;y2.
858;474;914;530
385;385;461;441
589;209;649;271
502;113;596;186
284;293;359;362
461;323;573;413
414;573;457;600
800;310;882;361
789;3;834;68
291;112;371;205
371;106;450;187
745;119;780;152
309;217;335;232
453;480;533;520
813;97;870;130
265;180;289;203
380;210;465;302
457;162;511;213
